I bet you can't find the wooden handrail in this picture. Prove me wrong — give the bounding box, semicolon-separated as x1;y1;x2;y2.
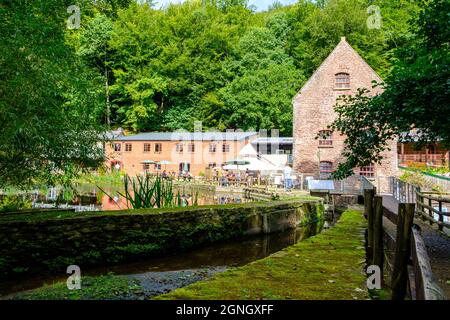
416;192;450;203
415;188;450;232
364;185;446;300
411;225;446;300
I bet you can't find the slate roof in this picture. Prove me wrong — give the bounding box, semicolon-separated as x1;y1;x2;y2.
252;137;294;145
115;131;258;142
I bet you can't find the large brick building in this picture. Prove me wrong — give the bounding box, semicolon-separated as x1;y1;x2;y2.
293;37;397;183
105;131;258;177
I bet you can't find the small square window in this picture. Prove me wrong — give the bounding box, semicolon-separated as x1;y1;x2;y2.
144;144;151;152
359;164;375;178
222;144;230;153
209;144;217;153
188;143;195;153
155;143;162;153
125;144;132;152
176;143;184;154
113;143;122;152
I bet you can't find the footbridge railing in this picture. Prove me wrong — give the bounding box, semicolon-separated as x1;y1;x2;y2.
388;177;450;231
364;178;446;300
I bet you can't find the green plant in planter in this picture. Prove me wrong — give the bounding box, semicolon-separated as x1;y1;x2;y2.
99;174;197;209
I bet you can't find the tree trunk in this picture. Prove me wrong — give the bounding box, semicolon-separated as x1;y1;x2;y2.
105;68;111;127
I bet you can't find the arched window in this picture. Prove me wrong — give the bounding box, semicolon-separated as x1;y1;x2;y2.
320;161;333;179
318;130;333;147
335;73;350;89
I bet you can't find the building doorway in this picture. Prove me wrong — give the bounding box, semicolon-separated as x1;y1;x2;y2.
179;162;191;173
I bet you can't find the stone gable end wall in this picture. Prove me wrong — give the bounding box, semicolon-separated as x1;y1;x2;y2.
293;38;397;187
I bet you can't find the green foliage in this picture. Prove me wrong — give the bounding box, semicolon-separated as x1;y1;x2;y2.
200;24;302;135
72;0;418;135
157;209;368;300
14;274;140;300
0;195;32;213
400;171;447;194
75;171;123;186
329;0;449;178
0;0;425;185
0;0;108;188
100;174;198;209
400;172;428;187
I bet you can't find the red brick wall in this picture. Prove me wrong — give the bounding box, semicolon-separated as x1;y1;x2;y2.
293;38;397;184
105;139;250;177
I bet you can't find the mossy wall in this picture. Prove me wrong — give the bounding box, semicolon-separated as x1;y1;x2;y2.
0;200;323;280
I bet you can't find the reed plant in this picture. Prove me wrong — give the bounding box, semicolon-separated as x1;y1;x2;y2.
99;174;198;209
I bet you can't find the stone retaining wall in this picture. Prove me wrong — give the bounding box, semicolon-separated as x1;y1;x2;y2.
0;200;323;280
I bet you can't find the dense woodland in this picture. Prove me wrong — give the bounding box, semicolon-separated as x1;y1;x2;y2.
17;0;422;136
2;0;448;186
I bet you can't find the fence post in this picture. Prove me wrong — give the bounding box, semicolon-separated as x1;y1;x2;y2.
365;189;375;262
394;178;398;200
373;196;384;280
391;203;415;300
428;197;433;225
438;200;443;232
407;184;410;203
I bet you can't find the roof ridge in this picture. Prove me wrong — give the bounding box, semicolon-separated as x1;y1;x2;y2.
293;37;383;101
114;131;259;142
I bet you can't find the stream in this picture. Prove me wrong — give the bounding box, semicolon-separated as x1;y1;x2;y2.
0;220;332;299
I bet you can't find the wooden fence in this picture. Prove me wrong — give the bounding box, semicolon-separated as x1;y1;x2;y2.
364;188;445;300
388;176;450;232
416;191;450;232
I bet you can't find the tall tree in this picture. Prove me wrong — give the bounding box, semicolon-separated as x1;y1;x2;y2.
329;0;450;178
78;14;115;126
0;0;105;188
200;17;302;135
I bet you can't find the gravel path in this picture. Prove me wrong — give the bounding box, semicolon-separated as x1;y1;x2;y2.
382;195;449;299
125;268;226;300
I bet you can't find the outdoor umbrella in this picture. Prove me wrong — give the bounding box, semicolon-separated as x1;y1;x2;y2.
158;160;173;170
141;160;156;174
224;159;251;171
141;160;156;164
242;158;281;172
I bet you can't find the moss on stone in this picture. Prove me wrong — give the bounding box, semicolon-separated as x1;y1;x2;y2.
155;209;368;300
0;200;322;280
13;274;141;300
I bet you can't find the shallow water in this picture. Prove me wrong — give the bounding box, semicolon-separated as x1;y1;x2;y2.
0;224;324;298
29;184;249;211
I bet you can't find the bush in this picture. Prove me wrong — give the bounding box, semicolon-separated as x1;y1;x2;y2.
403;161;450;175
400;172;428;187
0;195;32;213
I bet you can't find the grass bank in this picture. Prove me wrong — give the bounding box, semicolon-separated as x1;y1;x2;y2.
0;200;322;280
10;209;364;301
156;209;368;300
10;274;141;300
